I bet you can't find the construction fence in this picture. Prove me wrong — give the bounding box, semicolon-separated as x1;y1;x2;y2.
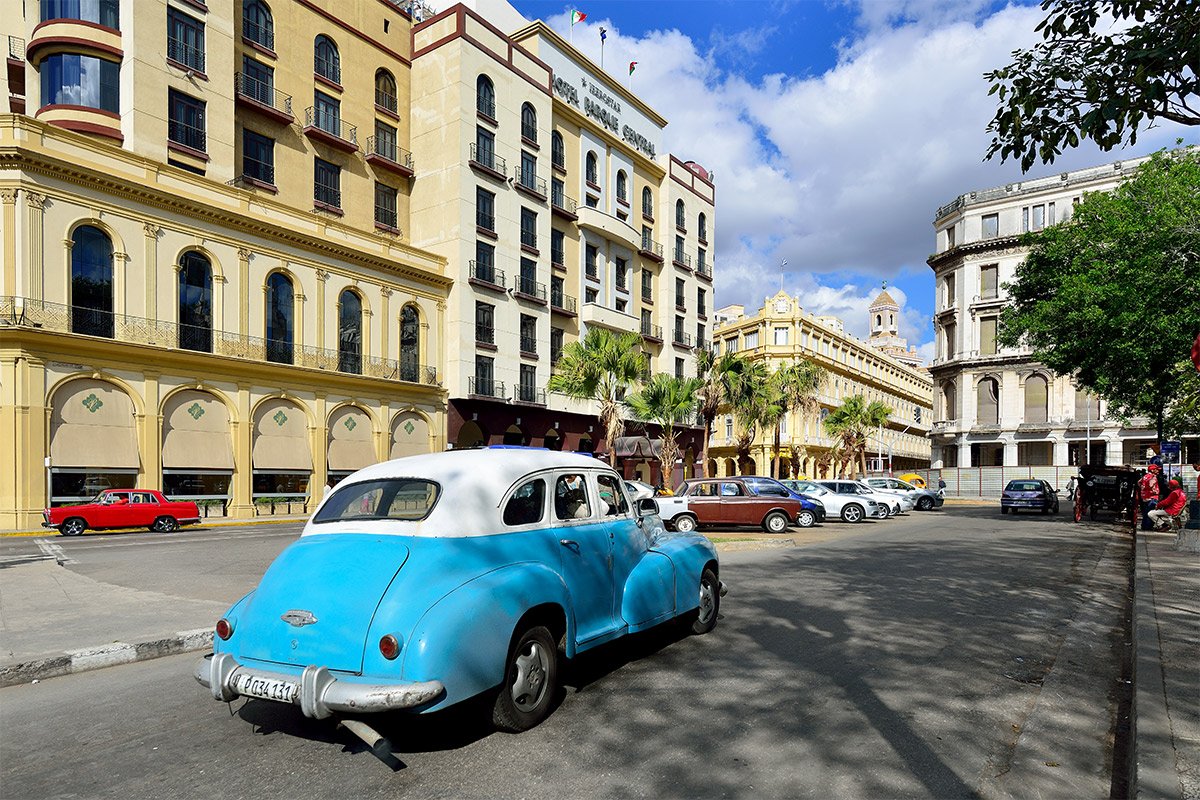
867;466;1199;499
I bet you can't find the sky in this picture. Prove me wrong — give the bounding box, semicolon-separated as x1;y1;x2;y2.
507;0;1199;363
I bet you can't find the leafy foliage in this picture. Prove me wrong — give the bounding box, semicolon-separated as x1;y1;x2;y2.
766;360;827;478
625;373;704;485
998;148;1200;438
694;349;751;476
985;0;1200;170
823;395;893;478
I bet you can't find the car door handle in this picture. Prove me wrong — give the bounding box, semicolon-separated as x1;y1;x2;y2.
559;539;579;551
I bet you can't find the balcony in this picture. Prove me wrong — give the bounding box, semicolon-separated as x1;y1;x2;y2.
550;290;577;316
520;228;538;253
514;167;547;201
235;73;293;123
0;297;439;385
468;261;506;293
469;376;504;399
469;144;506;181
551;248;565;270
673;249;692;271
514;385;546;405
519;335;537;355
167;37;205;74
672;329;693;349
238;156;275;190
695;337;710;352
366;136;414;178
167;119;206;156
242;18;274;52
375;88;398;115
551;188;578;220
475;324;496;346
514;275;547;305
640;321;663;343
304;107;357;152
577;206;639;250
696;259;712;281
581;303;638;333
638;235;664;263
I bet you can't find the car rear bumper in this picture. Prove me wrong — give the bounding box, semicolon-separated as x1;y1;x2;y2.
41;522;60;529
194;651;445;719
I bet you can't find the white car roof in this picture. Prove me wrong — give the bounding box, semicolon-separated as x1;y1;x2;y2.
304;448;615;538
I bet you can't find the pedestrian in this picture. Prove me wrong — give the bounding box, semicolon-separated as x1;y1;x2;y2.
1138;464;1161;530
1148;479;1187;531
1066;475;1078;501
937;477;947;499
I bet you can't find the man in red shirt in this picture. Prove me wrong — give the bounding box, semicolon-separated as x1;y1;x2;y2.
1138;465;1162;530
1149;479;1187;531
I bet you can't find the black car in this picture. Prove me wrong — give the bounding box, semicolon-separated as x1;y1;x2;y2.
1000;479;1059;514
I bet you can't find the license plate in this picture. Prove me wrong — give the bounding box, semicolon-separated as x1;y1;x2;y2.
233;673;298;704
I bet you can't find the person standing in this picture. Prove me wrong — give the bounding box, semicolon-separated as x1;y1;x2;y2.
1139;465;1162;530
1148;479;1187;530
1066;475;1078;501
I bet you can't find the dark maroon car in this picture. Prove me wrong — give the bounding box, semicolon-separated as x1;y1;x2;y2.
671;477;807;533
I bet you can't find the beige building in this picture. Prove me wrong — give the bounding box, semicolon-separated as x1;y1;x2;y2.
710;290;933;478
928;157;1164;468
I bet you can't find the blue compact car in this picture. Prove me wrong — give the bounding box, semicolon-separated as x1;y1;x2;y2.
737;475;827;525
196;449;722;740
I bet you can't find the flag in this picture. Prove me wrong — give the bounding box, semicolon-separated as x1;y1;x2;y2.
571;10;586;25
600;27;607;42
629;61;637;75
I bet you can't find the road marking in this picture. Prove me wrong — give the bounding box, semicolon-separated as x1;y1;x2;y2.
36;539;76;565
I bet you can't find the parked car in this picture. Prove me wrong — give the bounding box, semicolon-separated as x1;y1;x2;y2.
659;476;813;532
43;489;201;536
624;480;658;502
196;449;721;741
816;480;895;518
865;477;944;511
857;480;916;514
897;473;927;489
1001;479;1060;515
734;476;827;526
782;480;881;523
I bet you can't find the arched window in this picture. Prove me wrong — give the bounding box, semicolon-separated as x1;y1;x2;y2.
314;35;340;83
585;151;597;185
70;225;114;338
616;170;628;203
400;304;419;382
942;381;957;421
338;289;362;374
551;131;564;169
876;314;882;327
374;68;397;113
675;199;686;229
242;0;273;48
521;102;537;142
265;272;293;364
976;377;1000;425
642;186;653;218
1024;375;1048;423
178;251;212;353
698;212;707;241
476;74;495;118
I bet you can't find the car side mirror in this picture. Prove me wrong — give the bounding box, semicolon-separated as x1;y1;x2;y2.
636;497;659;517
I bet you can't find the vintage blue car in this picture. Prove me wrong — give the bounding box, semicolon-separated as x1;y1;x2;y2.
195;448;722;742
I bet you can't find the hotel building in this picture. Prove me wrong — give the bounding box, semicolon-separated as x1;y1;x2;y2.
710;290;933;478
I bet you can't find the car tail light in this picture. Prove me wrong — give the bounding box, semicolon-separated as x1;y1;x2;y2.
379;634;401;660
215;618;233;640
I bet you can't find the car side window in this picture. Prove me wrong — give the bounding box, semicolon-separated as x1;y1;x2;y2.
503;478;546;526
720;482;743;497
754;484;787;497
691;482;718;497
596;475;628;517
554;474;592;520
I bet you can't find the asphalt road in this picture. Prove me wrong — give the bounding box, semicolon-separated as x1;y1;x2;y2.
0;508;1132;799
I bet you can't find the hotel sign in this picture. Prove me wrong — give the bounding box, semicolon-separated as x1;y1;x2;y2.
549;62;660;160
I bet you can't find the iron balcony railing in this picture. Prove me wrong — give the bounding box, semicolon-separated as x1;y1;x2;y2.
469;376;504;398
520;228;537;250
551;187;577;215
616;273;628;292
374;203;398;230
675;295;686;308
375;88;397;113
167;37;204;72
469;260;504;286
475;324;495;345
696;337;710;351
476;209;495;231
242;18;273;50
519;335;537;353
314;55;340;84
521;122;537;143
168;118;206;152
477;95;496;119
0;297;439;384
550;289;577;313
639;235;664;259
673;329;693;348
9;36;25;60
306;107;357;146
673;250;692;268
696;259;712;279
515;167;546;197
551;247;564;268
641;288;653;303
367;136;414;171
515;385;546;405
514;275;547;301
235;73;292;117
469;143;505;174
241;156;274;185
551;149;565;171
585;262;598;280
314;182;341;210
641;321;663;340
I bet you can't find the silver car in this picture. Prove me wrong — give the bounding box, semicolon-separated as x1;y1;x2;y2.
865;477;944;511
816;480;897;518
783;480;880;523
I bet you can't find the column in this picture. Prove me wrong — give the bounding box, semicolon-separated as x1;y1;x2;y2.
113;249;129;317
436;300;446;387
0;190;16;296
230;383;254;518
140;372;162;489
1003;439;1018;468
237;248;252;336
958;441;972;468
379;286;392;362
1106;436;1122;467
1054;438;1069;467
143;223;161;319
378;400;391;462
310;394;328;513
25;192;46;302
292;268;306;351
315;269;328;350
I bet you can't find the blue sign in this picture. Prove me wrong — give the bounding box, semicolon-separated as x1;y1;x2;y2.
1162;441;1182;463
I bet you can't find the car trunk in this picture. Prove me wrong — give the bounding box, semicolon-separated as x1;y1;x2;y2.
235;534;409;673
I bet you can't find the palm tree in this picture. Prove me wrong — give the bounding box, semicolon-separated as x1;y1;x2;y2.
728;359;774;474
822;395;893;478
547;328;647;467
694;349;748;476
625;373;704;488
766;360;827;479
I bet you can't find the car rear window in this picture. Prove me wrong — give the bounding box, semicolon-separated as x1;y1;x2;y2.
1007;481;1042;491
314;479;440;523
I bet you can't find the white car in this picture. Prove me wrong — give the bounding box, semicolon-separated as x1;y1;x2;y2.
624;480;658;502
857;481;915;514
816;480;897;517
783;480;881;523
864;477;944;511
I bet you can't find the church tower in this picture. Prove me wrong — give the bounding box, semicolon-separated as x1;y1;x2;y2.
867;283;924;367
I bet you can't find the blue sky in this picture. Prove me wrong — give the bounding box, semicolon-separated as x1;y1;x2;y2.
508;0;1199;360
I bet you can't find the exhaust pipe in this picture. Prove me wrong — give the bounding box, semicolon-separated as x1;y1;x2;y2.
338;718;391;755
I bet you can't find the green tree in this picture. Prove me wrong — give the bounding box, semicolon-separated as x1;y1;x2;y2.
728;359;774;473
985;0;1200;171
694;349;750;477
625;373;704;488
547;328;647;467
998;148;1200;444
766;360;827;479
823;395;893;478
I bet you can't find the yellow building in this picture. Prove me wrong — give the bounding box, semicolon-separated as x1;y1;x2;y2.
710;291;933;478
0;0;449;529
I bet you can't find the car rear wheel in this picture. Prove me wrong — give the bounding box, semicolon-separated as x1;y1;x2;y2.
60;517;86;537
763;511;789;533
841;504;864;523
1001;506;1009;515
151;516;179;533
672;514;697;533
795;509;816;528
493;624;557;733
691;567;720;635
917;496;934;511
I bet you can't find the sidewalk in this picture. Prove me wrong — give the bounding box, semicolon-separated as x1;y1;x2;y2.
0;514;309;537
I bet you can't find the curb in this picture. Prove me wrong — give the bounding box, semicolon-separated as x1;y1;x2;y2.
0;628;213;688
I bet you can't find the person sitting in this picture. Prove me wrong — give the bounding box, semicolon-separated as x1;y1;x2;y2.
1148;479;1187;531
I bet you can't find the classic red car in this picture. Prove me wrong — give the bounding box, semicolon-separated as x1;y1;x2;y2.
43;489;201;536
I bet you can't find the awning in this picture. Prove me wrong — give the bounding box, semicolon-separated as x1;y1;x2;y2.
390;411;431;459
253;400;313;471
50;379;139;469
613;436;662;459
162;391;234;470
328;407;376;471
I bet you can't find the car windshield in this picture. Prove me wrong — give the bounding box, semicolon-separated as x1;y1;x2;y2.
1007;481;1042;492
313;479;440;523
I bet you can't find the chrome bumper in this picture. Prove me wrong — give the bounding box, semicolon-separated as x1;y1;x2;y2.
194;652;444;719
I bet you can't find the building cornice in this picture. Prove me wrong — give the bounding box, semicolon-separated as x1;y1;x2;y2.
926;235;1024;271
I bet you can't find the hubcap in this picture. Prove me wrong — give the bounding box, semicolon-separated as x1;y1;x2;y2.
511;640;549;712
846;507;861;522
769;515;785;532
799;512;813;527
697;579;715;625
